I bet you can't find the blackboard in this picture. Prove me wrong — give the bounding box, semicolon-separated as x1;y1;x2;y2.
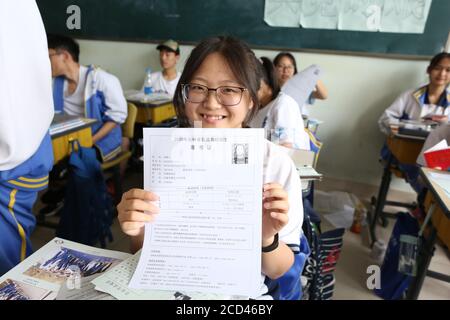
36;0;450;57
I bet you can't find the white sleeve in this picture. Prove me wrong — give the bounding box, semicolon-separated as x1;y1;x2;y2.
0;0;54;171
378;92;408;135
98;72;127;124
264;144;304;251
273;95;310;150
279;157;304;251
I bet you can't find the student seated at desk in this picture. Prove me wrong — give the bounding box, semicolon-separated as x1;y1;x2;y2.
47;34;128;162
0;1;54;275
141;39;181;98
273;52;328;117
116;36;304;299
378;52;450;135
377;52;450;193
249;57;310;150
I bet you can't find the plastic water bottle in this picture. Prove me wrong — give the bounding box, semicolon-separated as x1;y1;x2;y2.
143;67;153;102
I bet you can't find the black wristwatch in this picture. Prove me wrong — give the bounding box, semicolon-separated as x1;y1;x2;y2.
262;233;279;253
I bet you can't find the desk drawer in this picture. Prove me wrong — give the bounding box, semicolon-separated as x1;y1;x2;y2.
52;127;93;163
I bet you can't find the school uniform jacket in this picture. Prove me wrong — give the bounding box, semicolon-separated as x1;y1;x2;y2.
0;0;54;275
378;85;450;135
53;65;127;162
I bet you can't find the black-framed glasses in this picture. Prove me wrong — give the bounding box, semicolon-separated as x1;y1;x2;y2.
181;83;248;106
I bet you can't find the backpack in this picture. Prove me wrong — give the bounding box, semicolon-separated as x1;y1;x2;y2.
374;212;420;300
56;140;114;248
301;200;345;300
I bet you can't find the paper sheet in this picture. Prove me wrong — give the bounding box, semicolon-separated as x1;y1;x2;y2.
0;238;130;300
281;64;322;109
92;251;246;300
264;0;301;27
129;128;264;297
380;0;432;34
425;139;449;153
264;0;432;34
429;172;450;197
301;0;338;30
124;90;171;104
338;0;383;32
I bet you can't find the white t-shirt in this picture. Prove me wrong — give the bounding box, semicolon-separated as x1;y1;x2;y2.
142;71;181;97
249;92;310;151
63;65;88;117
256;139;304;299
57;66;127;124
0;0;54;170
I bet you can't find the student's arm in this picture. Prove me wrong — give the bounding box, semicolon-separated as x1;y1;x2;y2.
100;72;128;125
117;189;160;253
92;122;117;144
261;183;294;279
273;95;310;150
311;79;328;100
378;92;408;135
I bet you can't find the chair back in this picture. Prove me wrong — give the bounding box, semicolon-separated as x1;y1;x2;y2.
121;102;138;139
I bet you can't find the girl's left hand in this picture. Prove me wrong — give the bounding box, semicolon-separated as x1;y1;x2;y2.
262;183;289;245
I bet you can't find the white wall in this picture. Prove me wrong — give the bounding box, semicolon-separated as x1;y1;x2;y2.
77;39;430;192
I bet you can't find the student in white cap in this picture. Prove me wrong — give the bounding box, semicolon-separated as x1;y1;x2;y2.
142;39;181;97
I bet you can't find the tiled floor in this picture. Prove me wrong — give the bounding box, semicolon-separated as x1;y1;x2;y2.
30;171;450;299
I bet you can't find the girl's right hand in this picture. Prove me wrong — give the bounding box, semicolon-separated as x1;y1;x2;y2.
117;188;160;237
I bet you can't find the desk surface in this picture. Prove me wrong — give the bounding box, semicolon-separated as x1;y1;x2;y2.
420;168;450;219
50;118;97;139
127;98;173;108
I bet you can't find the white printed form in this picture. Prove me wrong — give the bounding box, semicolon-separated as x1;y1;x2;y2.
129;128;264;297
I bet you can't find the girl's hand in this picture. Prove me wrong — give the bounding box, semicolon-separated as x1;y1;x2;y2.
431;115;448;123
262;183;289;246
117;188;160;237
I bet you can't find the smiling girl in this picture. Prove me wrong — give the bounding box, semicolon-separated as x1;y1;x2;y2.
117;36;304;299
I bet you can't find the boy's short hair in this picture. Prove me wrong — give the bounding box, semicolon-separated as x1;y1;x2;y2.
47;34;80;62
157;39;180;55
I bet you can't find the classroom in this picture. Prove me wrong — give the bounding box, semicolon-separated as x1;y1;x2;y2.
0;0;449;303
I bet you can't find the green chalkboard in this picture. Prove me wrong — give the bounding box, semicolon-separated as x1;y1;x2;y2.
36;0;450;57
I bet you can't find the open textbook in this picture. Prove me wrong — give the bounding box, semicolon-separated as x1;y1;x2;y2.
0;238;130;300
0;237;249;300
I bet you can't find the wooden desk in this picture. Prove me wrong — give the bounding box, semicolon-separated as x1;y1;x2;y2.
127;99;176;125
369;132;427;245
406;168;450;299
50;118;97;164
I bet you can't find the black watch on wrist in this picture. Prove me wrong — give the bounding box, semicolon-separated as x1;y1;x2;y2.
262;233;279;253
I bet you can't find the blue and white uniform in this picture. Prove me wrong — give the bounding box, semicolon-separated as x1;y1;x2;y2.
378;85;450;135
378;85;450;193
249;92;311;151
53;65;127;162
256;140;304;299
0;0;54;275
